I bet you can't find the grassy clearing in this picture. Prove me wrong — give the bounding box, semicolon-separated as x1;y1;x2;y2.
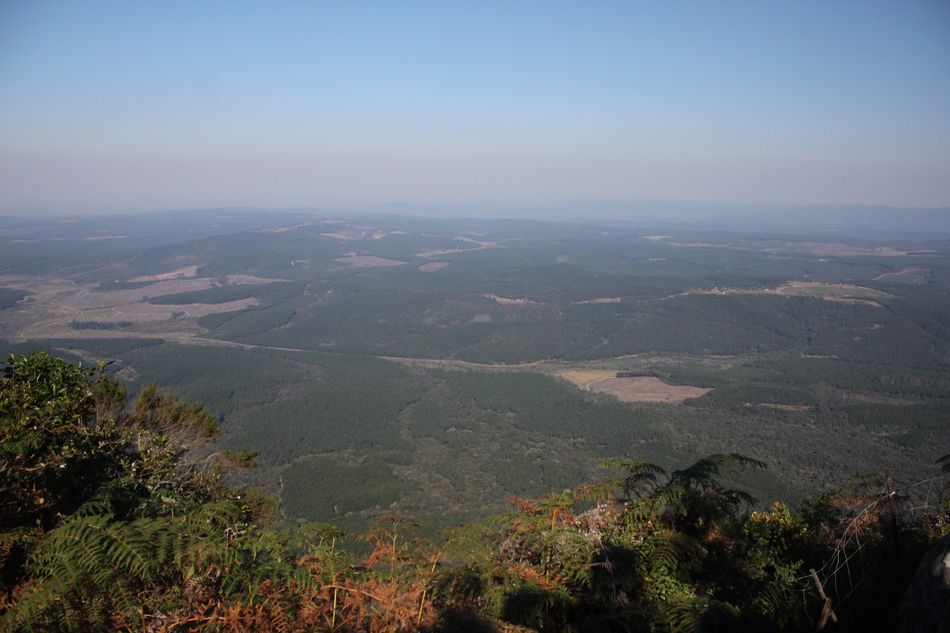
774;281;889;299
589;376;712;404
557;370;619;390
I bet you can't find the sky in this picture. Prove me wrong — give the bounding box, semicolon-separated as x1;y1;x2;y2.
1;0;949;214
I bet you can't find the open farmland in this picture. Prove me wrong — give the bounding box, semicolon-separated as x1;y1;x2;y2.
0;271;283;340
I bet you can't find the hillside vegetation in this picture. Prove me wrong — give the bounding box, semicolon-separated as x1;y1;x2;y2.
1;352;946;632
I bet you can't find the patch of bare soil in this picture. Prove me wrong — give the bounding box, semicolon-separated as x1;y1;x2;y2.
588;376;712;404
419;262;449;272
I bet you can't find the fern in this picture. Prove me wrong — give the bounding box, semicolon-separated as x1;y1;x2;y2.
600;459;668;501
2;499;256;631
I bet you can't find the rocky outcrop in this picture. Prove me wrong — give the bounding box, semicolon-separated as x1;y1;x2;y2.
899;535;950;633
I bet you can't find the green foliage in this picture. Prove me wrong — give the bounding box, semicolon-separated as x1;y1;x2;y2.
0;353;946;632
0;353;125;529
132;383;220;439
597;459;668;501
225;448;259;468
282;456;417;530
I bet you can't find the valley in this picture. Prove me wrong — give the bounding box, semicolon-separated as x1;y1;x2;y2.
2;210;948;530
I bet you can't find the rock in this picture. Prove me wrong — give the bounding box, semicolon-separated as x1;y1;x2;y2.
899;535;950;633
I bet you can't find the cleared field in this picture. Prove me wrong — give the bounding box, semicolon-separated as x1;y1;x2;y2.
0;274;276;340
334;253;406;268
640;236;913;257
76;297;259;322
769;242;910;257
774;281;889;299
416;237;499;258
321;231;363;240
419;262;449;272
573;296;621;304
874;267;930;284
128;266;199;282
558;370;618;389
772;282;889;306
484;294;536;305
665;281;889;307
589;376;711;404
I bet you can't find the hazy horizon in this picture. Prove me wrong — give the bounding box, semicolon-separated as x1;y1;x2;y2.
2;1;949;212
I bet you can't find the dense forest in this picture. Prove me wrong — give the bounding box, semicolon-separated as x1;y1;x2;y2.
1;352;946;631
1;213;948;543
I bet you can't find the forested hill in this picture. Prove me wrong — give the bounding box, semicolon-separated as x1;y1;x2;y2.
1;352;946;632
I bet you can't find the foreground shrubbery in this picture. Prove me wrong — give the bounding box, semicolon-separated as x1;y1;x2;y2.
0;352;945;632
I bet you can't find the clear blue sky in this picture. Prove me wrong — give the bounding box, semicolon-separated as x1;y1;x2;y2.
1;1;949;212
